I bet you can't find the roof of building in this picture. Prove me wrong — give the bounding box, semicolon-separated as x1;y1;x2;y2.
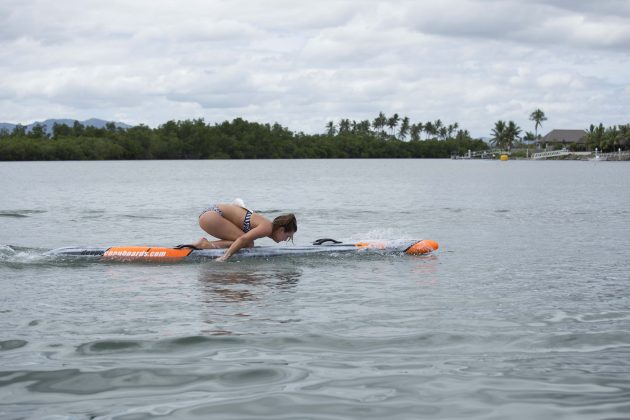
542;129;587;144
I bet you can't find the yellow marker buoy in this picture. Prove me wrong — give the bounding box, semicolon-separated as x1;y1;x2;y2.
500;154;509;161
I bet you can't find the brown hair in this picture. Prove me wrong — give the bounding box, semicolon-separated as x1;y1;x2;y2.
272;213;297;233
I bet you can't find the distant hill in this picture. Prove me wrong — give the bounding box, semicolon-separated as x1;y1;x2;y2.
0;118;132;134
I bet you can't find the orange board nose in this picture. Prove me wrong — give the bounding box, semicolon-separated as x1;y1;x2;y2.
406;240;439;255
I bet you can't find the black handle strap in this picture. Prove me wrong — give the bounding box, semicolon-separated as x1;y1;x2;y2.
312;238;342;245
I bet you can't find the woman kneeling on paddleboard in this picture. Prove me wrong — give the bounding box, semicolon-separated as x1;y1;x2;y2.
182;200;297;261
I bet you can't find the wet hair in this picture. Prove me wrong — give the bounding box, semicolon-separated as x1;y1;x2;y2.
272;213;297;233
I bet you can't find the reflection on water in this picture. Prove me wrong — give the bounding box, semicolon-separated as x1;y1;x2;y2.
197;263;302;302
410;255;440;286
196;262;303;335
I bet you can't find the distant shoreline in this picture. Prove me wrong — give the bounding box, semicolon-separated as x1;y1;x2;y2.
453;148;630;161
526;151;630;161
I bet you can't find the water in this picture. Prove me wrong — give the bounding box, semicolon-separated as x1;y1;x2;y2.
1;159;629;419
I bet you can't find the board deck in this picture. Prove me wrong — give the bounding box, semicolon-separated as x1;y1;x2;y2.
47;239;438;261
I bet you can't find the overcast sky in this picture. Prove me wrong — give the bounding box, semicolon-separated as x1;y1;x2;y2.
1;0;628;137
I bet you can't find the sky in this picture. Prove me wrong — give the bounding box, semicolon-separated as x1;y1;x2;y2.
1;0;629;137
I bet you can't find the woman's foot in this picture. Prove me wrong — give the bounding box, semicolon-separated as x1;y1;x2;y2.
192;238;233;249
192;237;212;249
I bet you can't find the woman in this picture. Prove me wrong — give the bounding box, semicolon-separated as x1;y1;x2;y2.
183;201;297;262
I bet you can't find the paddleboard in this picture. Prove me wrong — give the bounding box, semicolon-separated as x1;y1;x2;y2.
47;239;438;262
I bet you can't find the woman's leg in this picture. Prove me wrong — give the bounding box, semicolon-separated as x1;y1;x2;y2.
192;238;234;249
193;211;252;249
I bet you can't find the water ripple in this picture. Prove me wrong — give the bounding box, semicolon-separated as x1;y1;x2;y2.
0;340;27;351
0;209;46;218
1;363;308;397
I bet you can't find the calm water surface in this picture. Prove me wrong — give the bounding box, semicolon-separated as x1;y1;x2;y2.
1;159;629;419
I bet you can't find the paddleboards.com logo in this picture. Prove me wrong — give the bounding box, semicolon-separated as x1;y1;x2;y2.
104;250;167;258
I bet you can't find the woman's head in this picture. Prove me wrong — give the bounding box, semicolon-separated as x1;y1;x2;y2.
271;213;297;243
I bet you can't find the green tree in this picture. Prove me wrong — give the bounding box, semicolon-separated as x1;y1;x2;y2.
433;119;443;137
1;115;496;161
447;122;458;138
326;121;336;136
53;123;72;139
356;120;371;134
586;123;605;150
505;121;522;150
28;123;48;139
491;120;507;148
398;116;410;140
72;121;85;136
618;124;630;149
373;112;387;136
338;119;351;135
523;131;536;143
529;108;547;141
603;126;619;151
387;113;399;137
12;125;26;137
409;123;421;141
491;120;521;150
424;121;436;139
415;122;424;140
455;129;471;141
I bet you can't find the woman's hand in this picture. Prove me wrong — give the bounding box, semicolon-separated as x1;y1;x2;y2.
216;254;229;262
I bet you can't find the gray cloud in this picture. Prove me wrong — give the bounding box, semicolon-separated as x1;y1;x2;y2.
405;0;630;51
1;0;628;137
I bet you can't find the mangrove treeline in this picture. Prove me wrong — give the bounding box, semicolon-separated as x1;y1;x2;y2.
0;116;488;161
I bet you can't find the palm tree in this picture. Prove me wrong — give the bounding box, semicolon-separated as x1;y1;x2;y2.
529;109;547;142
424;121;435;139
387;113;399;136
357;120;371;134
439;126;448;140
618;124;630;149
491;120;507;148
523;131;536;143
434;119;443;136
398;117;410;140
447;122;459;138
415;122;424;140
523;131;536;156
326;121;336;136
373;112;387;136
505;121;522;150
455;129;471;141
338;119;351;134
603;125;619;151
586;123;605;150
410;124;421;141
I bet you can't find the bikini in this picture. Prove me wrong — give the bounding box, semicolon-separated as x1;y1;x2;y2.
242;209;252;233
200;204;253;233
200;204;223;218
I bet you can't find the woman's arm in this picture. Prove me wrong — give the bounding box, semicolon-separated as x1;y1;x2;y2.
216;224;272;261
